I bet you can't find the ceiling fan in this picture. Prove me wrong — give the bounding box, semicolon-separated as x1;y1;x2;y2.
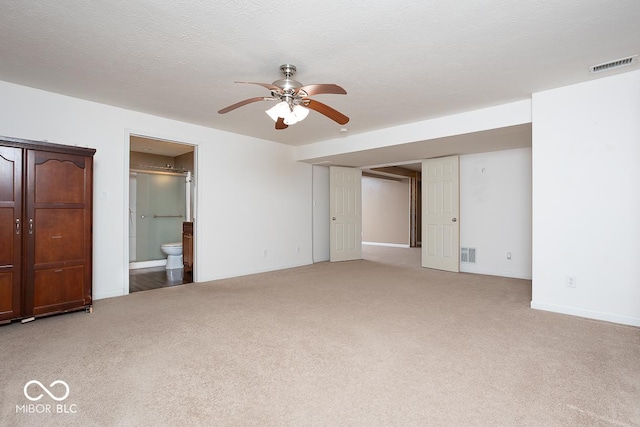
218;64;349;130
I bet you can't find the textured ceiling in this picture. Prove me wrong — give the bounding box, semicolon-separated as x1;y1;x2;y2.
1;1;639;147
130;135;194;157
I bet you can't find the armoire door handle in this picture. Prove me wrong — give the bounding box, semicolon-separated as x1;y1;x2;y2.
16;218;20;235
29;218;34;234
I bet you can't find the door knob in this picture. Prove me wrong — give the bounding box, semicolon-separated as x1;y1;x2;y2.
332;217;336;221
452;218;457;222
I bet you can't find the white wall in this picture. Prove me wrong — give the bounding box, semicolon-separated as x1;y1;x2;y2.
0;80;313;300
362;176;410;246
531;69;640;327
460;148;532;279
312;165;330;262
197;137;312;281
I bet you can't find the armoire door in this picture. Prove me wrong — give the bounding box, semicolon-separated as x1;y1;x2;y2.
24;149;93;316
0;146;23;322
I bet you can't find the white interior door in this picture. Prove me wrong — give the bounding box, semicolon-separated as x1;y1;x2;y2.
330;166;362;262
422;156;460;272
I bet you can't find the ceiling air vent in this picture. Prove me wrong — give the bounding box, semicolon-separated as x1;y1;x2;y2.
589;55;638;73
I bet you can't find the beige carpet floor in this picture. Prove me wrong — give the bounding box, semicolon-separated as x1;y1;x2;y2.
1;247;639;426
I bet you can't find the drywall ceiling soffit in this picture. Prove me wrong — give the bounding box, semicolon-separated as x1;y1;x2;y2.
307;124;532;169
0;2;639;146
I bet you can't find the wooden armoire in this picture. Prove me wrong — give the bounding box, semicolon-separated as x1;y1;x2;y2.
0;136;95;324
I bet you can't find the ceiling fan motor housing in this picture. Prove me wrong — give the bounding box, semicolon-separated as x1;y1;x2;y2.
272;64;302;92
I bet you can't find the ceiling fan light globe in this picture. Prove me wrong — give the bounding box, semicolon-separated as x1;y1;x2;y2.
283;113;298;125
293;105;309;121
276;101;290;117
265;101;288;122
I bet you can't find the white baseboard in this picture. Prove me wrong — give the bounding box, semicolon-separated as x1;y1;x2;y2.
129;259;166;269
198;260;313;283
531;301;640;327
93;289;126;300
460;267;532;280
362;242;410;248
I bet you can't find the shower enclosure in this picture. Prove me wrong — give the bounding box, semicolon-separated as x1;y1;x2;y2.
129;170;191;266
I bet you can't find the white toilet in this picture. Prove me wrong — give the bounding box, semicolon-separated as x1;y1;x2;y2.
160;242;183;269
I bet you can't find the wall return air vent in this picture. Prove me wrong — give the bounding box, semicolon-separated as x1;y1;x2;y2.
589;55;638;73
461;247;476;264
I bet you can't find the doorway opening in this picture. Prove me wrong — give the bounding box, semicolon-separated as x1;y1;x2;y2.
360;164;422;267
128;135;196;293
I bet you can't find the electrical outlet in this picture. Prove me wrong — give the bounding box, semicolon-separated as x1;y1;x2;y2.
507;252;512;260
566;275;577;288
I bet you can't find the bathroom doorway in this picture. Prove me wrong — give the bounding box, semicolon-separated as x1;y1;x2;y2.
128;135;196;293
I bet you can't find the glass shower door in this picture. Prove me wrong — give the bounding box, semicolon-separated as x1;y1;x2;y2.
135;172;186;262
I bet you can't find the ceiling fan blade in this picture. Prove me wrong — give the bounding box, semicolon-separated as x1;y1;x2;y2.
275;117;288;130
306;100;350;125
218;97;270;114
235;81;281;92
297;84;347;96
